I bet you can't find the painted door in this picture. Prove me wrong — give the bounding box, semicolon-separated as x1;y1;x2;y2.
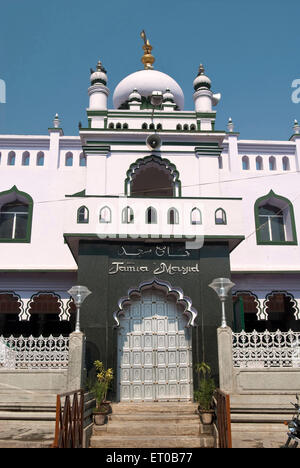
118;289;193;402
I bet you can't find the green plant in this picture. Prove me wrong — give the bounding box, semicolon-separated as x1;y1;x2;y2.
89;360;114;412
194;362;216;411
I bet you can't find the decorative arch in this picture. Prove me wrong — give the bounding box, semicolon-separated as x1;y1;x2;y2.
0;291;25;320
25;292;65;321
232;290;265;332
263;291;300;321
254;190;297;245
113;278;198;328
125;155;181;197
0;186;33;243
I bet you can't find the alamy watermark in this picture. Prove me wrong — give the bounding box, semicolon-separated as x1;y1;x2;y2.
291;79;300;104
0;79;6;104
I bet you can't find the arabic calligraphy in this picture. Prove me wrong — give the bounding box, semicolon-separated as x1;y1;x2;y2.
118;245;191;258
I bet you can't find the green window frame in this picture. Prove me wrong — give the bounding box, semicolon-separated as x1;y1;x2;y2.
254;191;298;245
0;186;33;243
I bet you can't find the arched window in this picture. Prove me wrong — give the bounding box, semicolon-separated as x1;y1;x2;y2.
79;153;87;167
37;151;45;166
146;207;157;224
255;191;297;244
167;208;179;225
256;156;263;171
142;123;148;130
149;123;155;130
26;293;75;337
242;156;249;170
215;208;227;225
0;292;30;337
0;187;33;243
122;206;134;224
282;156;290;171
183;124;189;131
264;292;300;332
116;122;122;129
190;124;196;131
65;152;73;167
8;151;16;166
176;124;182;131
99;206;112;223
157;123;162;131
22;151;30;166
191;207;202;225
269;156;276;171
127;156;180;197
77;206;89;224
232;291;262;332
123;123;128;129
109;123;114;129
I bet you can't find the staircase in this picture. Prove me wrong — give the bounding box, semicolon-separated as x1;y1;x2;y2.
90;402;215;448
0;391;57;448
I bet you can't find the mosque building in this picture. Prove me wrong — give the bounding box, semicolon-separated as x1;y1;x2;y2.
0;32;299;402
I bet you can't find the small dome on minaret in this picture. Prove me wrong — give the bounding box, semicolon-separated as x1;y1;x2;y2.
193;64;212;91
90;61;108;86
128;89;142;102
163;88;175;103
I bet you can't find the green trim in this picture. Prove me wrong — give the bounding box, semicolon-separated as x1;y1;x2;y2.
0;186;33;243
254;190;298;246
65;192;242;200
64;233;245;241
86;110;108;117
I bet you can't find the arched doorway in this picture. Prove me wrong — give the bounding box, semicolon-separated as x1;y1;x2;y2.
117;285;193;402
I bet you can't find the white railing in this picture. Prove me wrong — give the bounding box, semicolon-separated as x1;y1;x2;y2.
0;335;69;370
232;329;300;369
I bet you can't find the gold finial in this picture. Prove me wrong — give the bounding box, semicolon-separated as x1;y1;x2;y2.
140;30;155;70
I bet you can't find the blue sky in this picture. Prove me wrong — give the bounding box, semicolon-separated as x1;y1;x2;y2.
0;0;299;140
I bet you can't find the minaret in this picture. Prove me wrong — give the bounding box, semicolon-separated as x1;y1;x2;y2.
193;64;221;113
88;61;109;111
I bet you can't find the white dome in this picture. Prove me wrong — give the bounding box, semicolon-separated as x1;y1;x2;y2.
113;69;184;110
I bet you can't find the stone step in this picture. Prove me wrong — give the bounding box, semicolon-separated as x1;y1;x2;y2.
90;435;215;449
0;411;56;421
110;402;198;414
108;413;200;423
93;422;208;437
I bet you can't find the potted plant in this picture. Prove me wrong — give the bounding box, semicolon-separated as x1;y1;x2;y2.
194;362;216;425
90;360;114;425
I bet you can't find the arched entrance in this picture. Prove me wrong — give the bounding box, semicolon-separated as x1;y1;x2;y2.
116;283;194;402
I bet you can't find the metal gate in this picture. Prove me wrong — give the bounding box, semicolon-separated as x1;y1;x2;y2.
117;288;193;402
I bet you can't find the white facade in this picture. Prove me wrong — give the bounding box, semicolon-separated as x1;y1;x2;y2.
0;46;300;342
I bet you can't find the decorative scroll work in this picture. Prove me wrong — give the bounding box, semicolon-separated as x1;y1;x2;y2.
232;329;300;368
113;278;198;328
0;335;69;370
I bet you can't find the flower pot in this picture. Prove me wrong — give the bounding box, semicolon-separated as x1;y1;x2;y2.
93;411;108;426
198;408;214;425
